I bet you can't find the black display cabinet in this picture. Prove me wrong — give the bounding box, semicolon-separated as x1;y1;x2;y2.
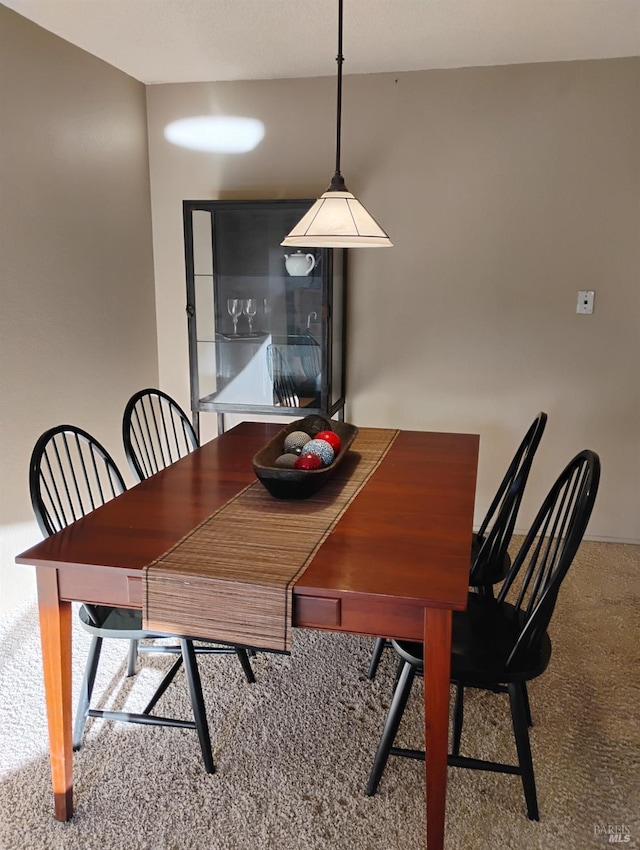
183;199;347;435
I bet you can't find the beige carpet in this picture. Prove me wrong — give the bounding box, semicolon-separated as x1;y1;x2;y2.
0;540;638;850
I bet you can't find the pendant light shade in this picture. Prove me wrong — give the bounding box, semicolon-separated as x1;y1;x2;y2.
281;187;392;248
282;0;392;249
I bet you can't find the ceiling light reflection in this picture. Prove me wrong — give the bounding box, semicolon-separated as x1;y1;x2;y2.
164;116;265;153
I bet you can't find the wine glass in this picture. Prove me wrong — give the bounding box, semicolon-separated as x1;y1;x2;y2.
227;298;242;334
243;298;258;334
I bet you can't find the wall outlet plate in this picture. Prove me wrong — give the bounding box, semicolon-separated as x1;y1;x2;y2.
577;290;595;314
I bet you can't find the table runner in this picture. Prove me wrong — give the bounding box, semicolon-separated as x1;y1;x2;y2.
143;428;399;652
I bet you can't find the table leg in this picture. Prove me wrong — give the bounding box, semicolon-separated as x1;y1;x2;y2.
423;607;452;850
36;567;74;821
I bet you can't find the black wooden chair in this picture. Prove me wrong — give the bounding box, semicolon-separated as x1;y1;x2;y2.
367;412;548;680
122;388;261;667
122;387;199;482
266;344;300;408
299;331;322;387
30;425;221;770
365;449;600;820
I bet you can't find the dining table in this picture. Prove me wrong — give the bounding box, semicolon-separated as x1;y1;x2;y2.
16;420;479;850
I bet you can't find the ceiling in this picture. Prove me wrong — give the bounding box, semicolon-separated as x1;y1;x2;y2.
4;0;640;85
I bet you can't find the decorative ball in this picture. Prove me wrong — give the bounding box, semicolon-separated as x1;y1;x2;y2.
295;452;323;470
274;453;299;469
283;430;312;453
303;438;335;467
298;415;332;438
315;430;341;453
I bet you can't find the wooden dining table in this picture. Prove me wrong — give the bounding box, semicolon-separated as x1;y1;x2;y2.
16;421;479;850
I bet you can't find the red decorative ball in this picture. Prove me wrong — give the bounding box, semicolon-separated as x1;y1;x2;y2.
295;452;323;470
315;430;341;453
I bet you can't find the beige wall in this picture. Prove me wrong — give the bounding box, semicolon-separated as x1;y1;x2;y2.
0;8;159;611
147;59;640;543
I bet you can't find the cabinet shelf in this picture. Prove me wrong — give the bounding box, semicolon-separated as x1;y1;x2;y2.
215;332;269;342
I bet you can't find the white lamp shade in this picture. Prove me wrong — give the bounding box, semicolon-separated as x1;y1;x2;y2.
281;191;393;248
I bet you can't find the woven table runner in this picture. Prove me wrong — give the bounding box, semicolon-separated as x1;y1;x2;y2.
143;428;399;652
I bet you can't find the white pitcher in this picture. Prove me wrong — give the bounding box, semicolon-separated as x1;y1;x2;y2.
284;251;316;276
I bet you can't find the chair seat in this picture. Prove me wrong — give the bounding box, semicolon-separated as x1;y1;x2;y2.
451;595;552;684
78;604;196;641
393;594;552;685
79;604;144;637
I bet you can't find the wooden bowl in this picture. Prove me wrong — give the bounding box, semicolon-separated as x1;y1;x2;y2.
252;419;359;499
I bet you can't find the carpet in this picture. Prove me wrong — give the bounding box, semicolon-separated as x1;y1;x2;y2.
0;540;638;850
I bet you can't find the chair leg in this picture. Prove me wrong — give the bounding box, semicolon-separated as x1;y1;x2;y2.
180;639;214;774
365;660;416;796
520;681;533;727
73;635;103;751
126;639;139;677
393;656;405;688
451;682;465;756
508;682;539;820
367;637;387;680
235;647;255;684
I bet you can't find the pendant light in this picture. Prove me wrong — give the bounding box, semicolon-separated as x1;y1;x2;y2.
281;0;392;248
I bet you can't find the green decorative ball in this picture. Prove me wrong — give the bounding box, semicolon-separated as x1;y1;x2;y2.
298;415;333;438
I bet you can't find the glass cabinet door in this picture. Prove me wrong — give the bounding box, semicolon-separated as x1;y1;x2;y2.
184;199;346;433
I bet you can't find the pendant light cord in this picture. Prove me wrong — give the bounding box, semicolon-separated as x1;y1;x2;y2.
330;0;347;192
